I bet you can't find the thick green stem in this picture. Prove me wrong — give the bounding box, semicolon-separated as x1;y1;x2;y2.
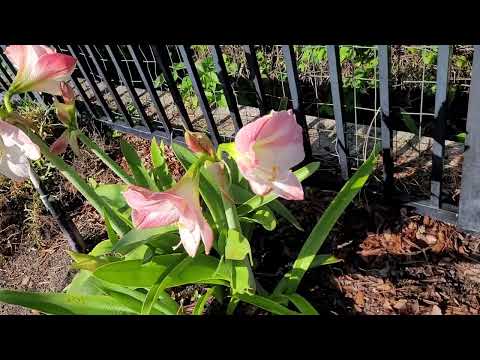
3;92;13;112
19;126;130;236
222;192;241;230
221;191;256;314
76;130;134;184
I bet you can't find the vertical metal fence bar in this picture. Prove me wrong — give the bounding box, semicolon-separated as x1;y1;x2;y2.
85;45;135;127
127;45;172;134
209;45;243;131
0;48;44;105
68;76;97;119
327;45;350;179
105;45;151;129
0;60;13;83
378;45;394;197
0;62;10;90
243;45;268;115
178;45;221;146
151;45;193;131
458;45;480;232
67;45;116;122
281;45;313;160
430;45;451;208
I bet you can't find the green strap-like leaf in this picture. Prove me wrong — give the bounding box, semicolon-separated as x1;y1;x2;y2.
192;287;215;315
267;200;303;231
224;229;253;264
150;138;174;190
274;147;380;296
112;226;178;254
0;289;136;315
310;254;343;268
283;293;319;315
141;255;189;314
240;208;277;231
236;293;300;315
236;162;320;216
120;139;158;191
93;254;231;288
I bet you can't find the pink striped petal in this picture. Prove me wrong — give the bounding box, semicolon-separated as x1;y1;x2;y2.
31;52;76;81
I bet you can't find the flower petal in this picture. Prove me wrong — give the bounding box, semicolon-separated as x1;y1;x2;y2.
0;120;40;161
4;45;27;70
31;52;76;82
271;170;304;200
235;113;273;154
178;221;202;257
0;156;30;181
123;185;184;229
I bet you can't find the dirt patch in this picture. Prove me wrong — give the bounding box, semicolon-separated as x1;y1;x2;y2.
0;119;181;314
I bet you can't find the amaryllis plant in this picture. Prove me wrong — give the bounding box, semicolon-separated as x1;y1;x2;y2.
0;45;380;315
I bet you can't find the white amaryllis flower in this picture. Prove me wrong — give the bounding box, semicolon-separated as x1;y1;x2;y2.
0;120;41;181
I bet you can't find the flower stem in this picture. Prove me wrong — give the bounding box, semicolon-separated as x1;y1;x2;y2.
3;92;13;113
19;125;130;236
76;130;134;184
221;191;257;314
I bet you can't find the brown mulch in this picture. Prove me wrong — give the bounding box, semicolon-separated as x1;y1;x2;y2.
251;187;480;315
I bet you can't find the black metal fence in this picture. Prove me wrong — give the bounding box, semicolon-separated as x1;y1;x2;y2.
0;44;479;232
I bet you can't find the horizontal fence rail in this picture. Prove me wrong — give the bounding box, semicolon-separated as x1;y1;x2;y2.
1;44;479;232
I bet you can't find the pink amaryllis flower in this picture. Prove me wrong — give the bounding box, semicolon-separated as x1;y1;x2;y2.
0;120;41;181
123;174;213;257
234;110;305;200
50;82;80;156
4;45;76;96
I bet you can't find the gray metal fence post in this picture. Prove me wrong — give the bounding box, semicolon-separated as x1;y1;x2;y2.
458;45;480;232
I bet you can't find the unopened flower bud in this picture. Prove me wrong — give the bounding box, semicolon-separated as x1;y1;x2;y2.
185;130;215;158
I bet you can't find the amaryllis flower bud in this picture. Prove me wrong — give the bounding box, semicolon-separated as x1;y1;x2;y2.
123;172;213;257
0;120;41;181
4;45;76;96
234;110;305;200
50;82;80;156
60;82;75;104
185;130;215;158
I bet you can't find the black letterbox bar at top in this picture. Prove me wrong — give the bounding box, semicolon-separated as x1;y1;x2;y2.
104;45;151;130
430;45;451;209
67;44;116;122
151;45;193;131
209;45;243;131
177;45;221;146
242;45;268;116
458;45;480;232
281;45;313;160
126;45;172;135
84;45;135;128
0;46;44;105
378;45;394;197
50;45;97;118
327;45;350;180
